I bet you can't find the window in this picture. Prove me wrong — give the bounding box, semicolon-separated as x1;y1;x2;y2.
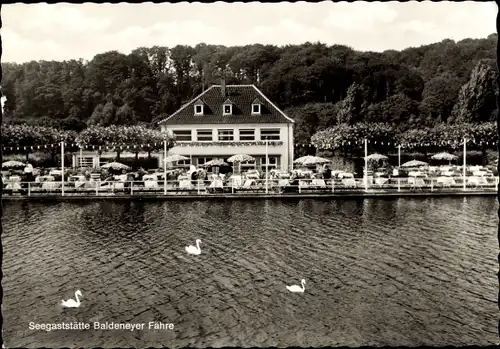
218;129;234;141
177;159;191;165
252;98;262;115
196;129;213;142
241;162;255;170
260;129;280;141
239;129;255;141
261;156;278;170
194;99;204;115
197;157;212;166
78;157;94;168
172;130;192;141
223;104;232;115
195;105;203;115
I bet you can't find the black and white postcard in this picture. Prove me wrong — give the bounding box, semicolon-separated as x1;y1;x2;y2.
1;1;498;348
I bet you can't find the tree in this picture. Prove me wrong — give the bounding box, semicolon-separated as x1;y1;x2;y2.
285;102;338;156
435;122;498;157
394;67;425;101
141;127;175;160
2;124;44;161
419;73;462;123
170;45;196;99
38;126;77;164
450;59;498;123
396;128;437;155
1;124;76;163
1;36;499;138
121;126;147;161
191;43;220;93
87;100;137;127
115;103;137;125
75;126;113;159
85;51;131;94
311;123;396;156
377;93;418;126
336;83;366;124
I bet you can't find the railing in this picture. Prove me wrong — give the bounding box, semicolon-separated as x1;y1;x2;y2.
2;176;498;197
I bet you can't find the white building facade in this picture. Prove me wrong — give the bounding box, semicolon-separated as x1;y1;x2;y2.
158;84;295;171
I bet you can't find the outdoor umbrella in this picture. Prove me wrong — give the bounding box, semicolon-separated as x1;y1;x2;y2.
101;162;131;171
164;154;189;163
365;153;388;161
227;154;255;173
202;159;229;167
2;160;26;169
227;154;255;163
431;152;458;165
293;155;331;166
401;160;428;168
431;152;457;161
24;163;34;173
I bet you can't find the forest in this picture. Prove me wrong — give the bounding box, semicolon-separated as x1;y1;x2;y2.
1;34;499;157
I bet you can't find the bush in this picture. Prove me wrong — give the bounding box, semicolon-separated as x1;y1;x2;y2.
3;152;76;169
117;157;160;170
3;152;52;167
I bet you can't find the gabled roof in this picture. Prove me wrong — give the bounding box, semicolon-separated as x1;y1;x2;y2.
223;98;234;105
193;99;205;106
159;85;294;125
252;98;263;104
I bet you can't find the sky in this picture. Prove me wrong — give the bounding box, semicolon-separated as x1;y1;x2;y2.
1;1;497;63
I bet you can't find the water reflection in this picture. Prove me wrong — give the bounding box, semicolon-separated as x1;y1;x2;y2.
2;197;498;348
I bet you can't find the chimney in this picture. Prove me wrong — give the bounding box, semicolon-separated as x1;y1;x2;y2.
221;77;226;97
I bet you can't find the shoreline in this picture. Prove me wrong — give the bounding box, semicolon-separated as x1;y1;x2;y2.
2;190;497;201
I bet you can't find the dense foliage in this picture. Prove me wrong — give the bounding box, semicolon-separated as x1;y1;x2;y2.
1;35;498;152
311;122;498;155
2;124;175;162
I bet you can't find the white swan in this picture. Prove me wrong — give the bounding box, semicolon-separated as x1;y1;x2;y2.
61;290;82;308
185;239;202;255
286;279;306;293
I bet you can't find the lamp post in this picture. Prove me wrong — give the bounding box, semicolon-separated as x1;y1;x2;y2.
265;140;269;194
364;138;368;192
398;145;401;168
463;137;467;191
164;140;167;195
61;141;65;196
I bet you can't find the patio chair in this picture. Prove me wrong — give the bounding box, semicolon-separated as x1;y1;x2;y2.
311;178;327;188
374;177;388;188
342;178;357;188
467;176;487;189
235;179;260;193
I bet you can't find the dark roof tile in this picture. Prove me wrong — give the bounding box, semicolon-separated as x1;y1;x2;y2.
159;85;294;125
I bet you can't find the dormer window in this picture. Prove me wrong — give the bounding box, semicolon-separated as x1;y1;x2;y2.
223;98;233;116
194;99;204;115
251;98;262;115
223;105;232;115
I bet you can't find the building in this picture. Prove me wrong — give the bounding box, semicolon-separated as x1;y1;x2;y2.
71;150;162;169
158;83;295;171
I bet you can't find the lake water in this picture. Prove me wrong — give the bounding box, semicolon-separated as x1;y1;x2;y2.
2;197;498;348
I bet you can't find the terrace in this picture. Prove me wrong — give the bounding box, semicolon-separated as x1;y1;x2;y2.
2;161;497;199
